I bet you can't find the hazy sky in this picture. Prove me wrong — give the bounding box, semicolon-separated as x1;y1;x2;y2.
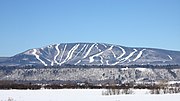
0;0;180;56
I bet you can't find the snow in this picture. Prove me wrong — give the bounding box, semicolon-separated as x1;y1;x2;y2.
54;44;60;65
59;44;67;64
112;49;137;65
100;56;104;64
89;51;104;63
89;51;103;63
89;45;115;63
133;49;146;61
138;68;153;73
82;44;89;56
117;46;126;59
62;44;78;63
75;60;82;65
111;50;116;58
108;45;114;51
83;44;96;58
95;44;102;52
73;44;87;59
51;61;54;66
106;60;109;65
60;44;79;65
22;43;178;66
168;55;173;60
135;68;148;72
121;67;129;70
121;49;137;63
0;89;180;101
108;45;116;58
32;49;47;66
101;43;107;48
168;81;180;84
67;44;80;60
132;89;150;94
89;57;94;63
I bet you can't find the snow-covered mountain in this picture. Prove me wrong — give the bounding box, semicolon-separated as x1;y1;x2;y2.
1;43;180;66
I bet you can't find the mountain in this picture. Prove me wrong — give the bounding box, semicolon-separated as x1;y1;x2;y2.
1;43;180;66
1;43;180;83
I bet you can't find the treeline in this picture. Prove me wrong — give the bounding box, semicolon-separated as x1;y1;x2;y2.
1;80;180;90
0;80;41;90
102;87;180;95
0;64;179;70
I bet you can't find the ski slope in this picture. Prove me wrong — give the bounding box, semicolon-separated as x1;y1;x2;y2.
32;49;47;66
3;43;180;66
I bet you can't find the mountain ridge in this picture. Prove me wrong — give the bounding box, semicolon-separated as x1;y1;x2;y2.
1;43;180;66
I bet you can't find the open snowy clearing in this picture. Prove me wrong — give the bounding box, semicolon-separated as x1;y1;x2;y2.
0;89;180;101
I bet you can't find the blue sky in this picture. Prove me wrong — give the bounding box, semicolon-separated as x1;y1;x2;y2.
0;0;180;56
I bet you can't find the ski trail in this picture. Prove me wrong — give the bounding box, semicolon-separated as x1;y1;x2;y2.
39;48;53;65
45;58;54;66
101;43;107;48
108;45;116;58
73;44;86;59
51;62;54;66
111;50;116;58
106;60;109;65
60;44;80;64
111;61;119;65
59;44;67;64
40;56;54;66
67;44;80;61
54;44;60;65
40;48;49;56
100;56;104;64
75;60;81;65
168;55;173;60
32;49;47;66
89;45;114;63
111;49;137;65
117;46;126;59
89;51;104;63
95;44;101;52
108;45;114;50
132;49;146;61
45;58;52;62
82;44;89;56
83;44;95;58
121;49;137;63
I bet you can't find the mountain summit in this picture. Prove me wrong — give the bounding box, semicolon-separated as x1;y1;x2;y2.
1;43;180;66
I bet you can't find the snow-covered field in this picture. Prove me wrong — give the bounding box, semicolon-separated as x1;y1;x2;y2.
0;89;180;101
